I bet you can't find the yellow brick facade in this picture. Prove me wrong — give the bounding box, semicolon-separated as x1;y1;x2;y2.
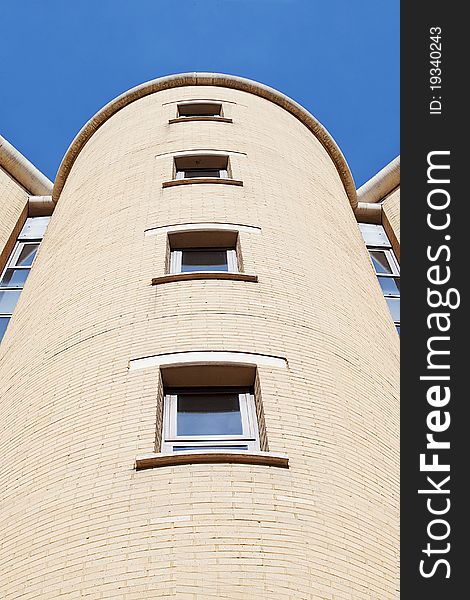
0;167;28;270
0;79;399;598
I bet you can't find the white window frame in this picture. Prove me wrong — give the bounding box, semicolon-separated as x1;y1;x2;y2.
369;247;400;278
0;217;49;343
0;241;40;293
175;167;228;180
161;388;259;453
0;240;41;341
368;246;400;330
368;247;400;296
359;223;400;333
172;152;231;181
8;241;40;270
170;248;238;274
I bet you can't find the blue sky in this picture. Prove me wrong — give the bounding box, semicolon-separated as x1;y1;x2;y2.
0;0;399;187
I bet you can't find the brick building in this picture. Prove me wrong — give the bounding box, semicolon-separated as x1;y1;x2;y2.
0;73;400;599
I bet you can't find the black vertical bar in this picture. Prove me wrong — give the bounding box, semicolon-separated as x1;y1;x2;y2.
401;4;466;598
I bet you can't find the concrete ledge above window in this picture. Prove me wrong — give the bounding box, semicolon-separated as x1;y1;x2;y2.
162;178;243;188
129;351;288;372
169;116;233;124
135;450;289;470
151;272;258;285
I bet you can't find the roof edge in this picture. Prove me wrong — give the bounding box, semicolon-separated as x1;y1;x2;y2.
0;134;53;196
356;156;400;204
52;73;357;208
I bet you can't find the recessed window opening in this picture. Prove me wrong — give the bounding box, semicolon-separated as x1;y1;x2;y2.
168;229;240;275
177;101;222;118
158;364;264;455
174;154;229;180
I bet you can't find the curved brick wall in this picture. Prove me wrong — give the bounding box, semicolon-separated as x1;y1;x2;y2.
0;83;399;598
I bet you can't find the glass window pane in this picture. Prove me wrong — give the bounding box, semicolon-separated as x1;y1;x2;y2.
369;250;392;274
0;268;30;288
378;276;400;295
0;316;10;342
173;445;249;452
15;244;39;267
183;168;221;179
0;290;21;313
181;250;228;272
396;326;400;335
386;297;400;322
177;392;243;436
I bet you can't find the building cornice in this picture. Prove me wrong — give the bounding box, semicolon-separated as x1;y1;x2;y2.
52;73;358;208
0;134;53;196
356;156;400;204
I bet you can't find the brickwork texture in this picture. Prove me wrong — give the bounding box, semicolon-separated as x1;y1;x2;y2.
0;83;399;599
0;168;28;270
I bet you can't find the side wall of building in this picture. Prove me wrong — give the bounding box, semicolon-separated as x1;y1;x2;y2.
0;168;28;271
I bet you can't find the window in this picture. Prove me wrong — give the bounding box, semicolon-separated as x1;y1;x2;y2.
174;154;229;180
151;229;257;285
359;223;400;333
133;361;288;469
0;217;50;342
177;101;222;118
170;247;238;274
369;249;400;292
163;154;242;188
0;316;10;341
369;248;400;332
161;387;259;453
167;229;240;275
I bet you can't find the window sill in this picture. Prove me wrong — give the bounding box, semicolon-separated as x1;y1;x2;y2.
135;450;289;470
162;178;243;188
169;116;233;124
151;272;258;285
